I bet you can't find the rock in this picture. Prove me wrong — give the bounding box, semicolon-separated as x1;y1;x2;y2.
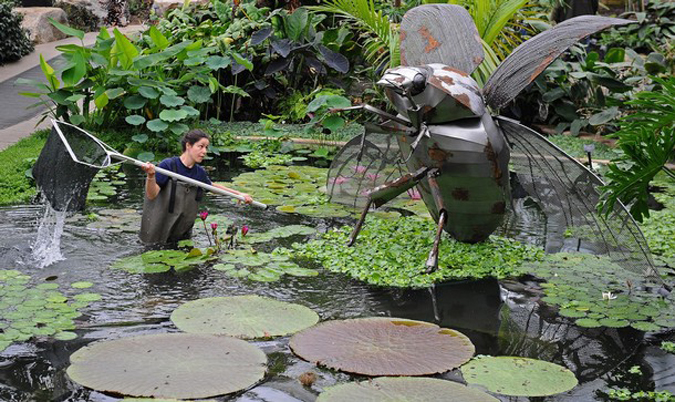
153;0;206;17
54;0;106;27
14;7;69;44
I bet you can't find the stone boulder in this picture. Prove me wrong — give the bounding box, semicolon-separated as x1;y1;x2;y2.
54;0;105;27
15;7;69;44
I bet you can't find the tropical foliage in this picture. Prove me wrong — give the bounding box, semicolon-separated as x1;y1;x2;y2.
600;75;675;222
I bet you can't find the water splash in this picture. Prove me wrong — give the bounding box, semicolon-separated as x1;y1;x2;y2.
31;203;67;268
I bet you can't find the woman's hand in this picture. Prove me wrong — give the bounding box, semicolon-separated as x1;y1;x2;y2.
141;163;156;177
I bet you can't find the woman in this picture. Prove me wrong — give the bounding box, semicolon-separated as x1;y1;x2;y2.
139;129;252;244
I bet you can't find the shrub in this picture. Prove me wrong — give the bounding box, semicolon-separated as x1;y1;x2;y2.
0;2;34;65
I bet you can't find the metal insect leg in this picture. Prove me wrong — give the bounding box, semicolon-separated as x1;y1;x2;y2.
425;169;446;273
348;167;429;246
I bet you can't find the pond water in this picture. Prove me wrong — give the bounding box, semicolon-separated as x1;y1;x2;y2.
0;166;672;401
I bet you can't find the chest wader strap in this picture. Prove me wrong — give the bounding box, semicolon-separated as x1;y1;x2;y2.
167;157;204;213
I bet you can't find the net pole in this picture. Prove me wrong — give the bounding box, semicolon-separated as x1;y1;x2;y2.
111;153;267;209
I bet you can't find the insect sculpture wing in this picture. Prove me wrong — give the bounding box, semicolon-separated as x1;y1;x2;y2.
483;16;634;111
327;123;411;209
496;116;661;283
399;4;484;74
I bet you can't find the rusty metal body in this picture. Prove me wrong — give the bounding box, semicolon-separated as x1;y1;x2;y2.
400;115;510;242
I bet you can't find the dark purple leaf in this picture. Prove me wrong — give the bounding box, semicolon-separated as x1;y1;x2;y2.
271;39;292;58
250;27;273;46
305;57;327;74
265;58;292;75
319;45;349;73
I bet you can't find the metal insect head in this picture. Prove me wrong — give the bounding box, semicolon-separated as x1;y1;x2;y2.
327;4;663;288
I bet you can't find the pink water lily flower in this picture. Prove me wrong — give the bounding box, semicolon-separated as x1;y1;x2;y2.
366;173;380;182
241;225;249;237
329;176;349;185
407;188;422;200
353;165;367;174
199;210;209;221
211;223;218;230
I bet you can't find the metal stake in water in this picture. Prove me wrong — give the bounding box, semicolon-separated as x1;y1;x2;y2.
584;143;595;171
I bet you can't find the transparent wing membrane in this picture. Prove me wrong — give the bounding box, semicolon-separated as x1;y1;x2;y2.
327;123;409;209
496;117;660;282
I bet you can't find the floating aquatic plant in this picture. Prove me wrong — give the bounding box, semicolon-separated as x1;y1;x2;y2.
111;248;215;273
66;333;267;399
81;208;141;233
290;317;475;376
170;295;319;339
218;165;422;219
277;215;543;287
86;166;126;203
517;253;675;330
461;356;578;397
215;248;318;281
0;270;98;350
317;377;499;401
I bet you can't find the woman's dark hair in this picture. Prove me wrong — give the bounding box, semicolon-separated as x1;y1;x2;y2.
181;129;210;152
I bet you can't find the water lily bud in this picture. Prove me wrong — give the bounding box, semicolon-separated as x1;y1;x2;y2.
242;225;249;237
199;211;209;221
211;223;218;230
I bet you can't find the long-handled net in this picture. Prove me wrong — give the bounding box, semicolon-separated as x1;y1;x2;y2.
33;120;267;212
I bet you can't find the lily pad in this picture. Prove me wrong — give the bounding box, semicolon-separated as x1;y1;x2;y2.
290;317;474;376
67;333;267;399
317;377;499;402
71;281;93;289
171;296;319;339
461;356;578;397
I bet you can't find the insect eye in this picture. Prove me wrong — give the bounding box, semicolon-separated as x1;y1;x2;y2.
411;73;426;96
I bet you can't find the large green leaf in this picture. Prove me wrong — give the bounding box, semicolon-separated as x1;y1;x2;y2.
61;51;87;87
49;17;84;40
159;109;188;122
290;317;475;376
461;356;578;396
285;7;309;41
318;377;499;401
187;86;211;103
67;333;267;399
171;295;319;339
113;28;139;70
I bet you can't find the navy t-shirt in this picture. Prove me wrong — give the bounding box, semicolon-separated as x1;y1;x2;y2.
155;156;212;188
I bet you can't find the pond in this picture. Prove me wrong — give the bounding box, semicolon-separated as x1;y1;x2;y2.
0;164;672;401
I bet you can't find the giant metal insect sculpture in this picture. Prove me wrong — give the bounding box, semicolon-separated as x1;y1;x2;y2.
327;4;663;286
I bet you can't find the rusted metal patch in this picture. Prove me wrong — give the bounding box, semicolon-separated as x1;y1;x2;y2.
491;201;506;214
484;142;503;181
441;66;468;77
452;188;469;201
453;93;472;110
428;143;450;162
418;26;440;53
400;29;407;42
529;53;556;82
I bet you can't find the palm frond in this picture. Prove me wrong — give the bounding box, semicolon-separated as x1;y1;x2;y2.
310;0;397;69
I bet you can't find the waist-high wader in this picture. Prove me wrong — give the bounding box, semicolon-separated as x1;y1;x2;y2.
140;157;204;244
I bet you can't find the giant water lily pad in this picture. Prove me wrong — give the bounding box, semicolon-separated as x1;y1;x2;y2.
461;356;578;396
289;317;474;376
317;377;499;402
171;296;319;339
67;333;267;399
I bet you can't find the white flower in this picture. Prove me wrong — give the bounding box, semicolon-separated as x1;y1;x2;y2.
602;291;617;300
